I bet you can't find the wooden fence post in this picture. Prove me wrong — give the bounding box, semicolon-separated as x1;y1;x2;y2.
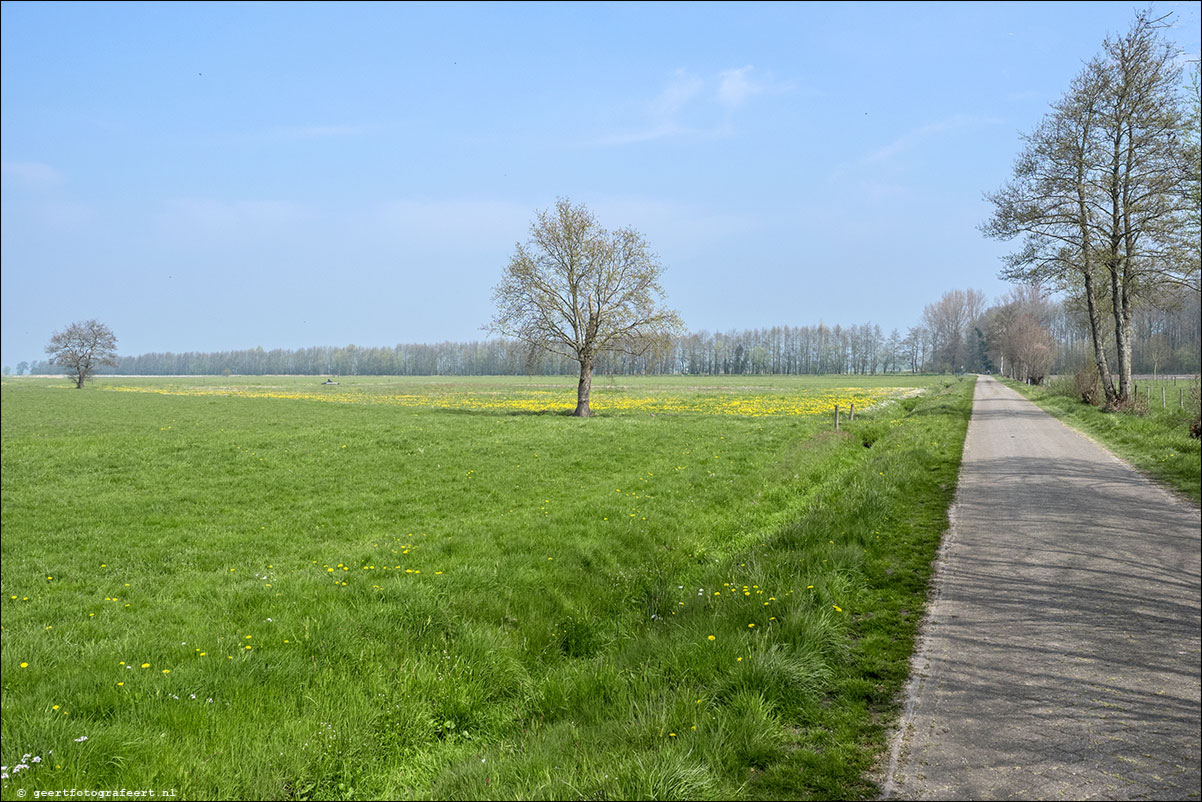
1181;387;1185;409
1162;387;1166;408
834;404;840;431
850;403;855;421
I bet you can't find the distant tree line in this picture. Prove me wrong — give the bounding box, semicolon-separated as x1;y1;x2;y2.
13;286;1197;380
19;325;908;377
913;285;1199;383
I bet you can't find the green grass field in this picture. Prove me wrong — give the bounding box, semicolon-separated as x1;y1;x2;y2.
1002;376;1201;503
1;374;972;800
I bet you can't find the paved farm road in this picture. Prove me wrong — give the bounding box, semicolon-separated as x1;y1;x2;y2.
884;375;1201;800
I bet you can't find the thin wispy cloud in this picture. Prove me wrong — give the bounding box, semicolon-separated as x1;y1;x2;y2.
595;69;708;145
861;114;1004;164
591;196;761;258
237;124;372;143
0;161;92;227
280;124;369;139
717;66;794;109
378;199;532;250
592;121;735;147
1005;89;1044;103
654;69;705;118
1;160;64;188
593;65;791;146
156;198;313;240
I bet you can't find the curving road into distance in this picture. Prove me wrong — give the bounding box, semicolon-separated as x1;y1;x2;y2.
884;374;1201;800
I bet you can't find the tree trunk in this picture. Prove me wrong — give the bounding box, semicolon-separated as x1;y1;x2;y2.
1109;263;1133;403
1082;268;1118;403
573;356;593;417
1074;138;1118;406
75;369;85;389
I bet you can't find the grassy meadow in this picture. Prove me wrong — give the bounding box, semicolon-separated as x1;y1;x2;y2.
1;373;973;800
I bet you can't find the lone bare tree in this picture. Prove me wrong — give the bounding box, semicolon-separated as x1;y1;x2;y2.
46;320;118;388
491;199;684;416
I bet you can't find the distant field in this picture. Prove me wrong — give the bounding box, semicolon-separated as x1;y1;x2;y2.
88;373;932;416
1128;375;1201;412
1;374;970;800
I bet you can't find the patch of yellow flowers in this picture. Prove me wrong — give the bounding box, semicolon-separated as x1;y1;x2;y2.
103;384;907;417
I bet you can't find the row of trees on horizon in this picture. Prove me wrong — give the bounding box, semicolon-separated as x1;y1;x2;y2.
9;285;1199;380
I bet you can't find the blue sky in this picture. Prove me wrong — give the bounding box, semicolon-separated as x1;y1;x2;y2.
3;1;1199;367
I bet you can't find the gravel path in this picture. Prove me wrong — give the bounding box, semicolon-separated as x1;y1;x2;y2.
883;375;1201;800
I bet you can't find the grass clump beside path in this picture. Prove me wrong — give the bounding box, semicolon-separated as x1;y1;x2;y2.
1;375;973;800
1000;377;1200;504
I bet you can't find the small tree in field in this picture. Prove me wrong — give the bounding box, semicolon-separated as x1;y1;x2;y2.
46;320;118;388
491;199;684;417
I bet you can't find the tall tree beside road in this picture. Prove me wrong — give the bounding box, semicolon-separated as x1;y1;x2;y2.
490;199;684;417
984;12;1197;405
1177;63;1201;290
983;65;1118;401
45;320;118;388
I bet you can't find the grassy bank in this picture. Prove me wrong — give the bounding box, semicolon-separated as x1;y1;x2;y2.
1;375;973;800
999;377;1200;504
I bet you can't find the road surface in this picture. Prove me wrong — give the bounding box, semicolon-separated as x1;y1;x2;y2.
883;375;1201;800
